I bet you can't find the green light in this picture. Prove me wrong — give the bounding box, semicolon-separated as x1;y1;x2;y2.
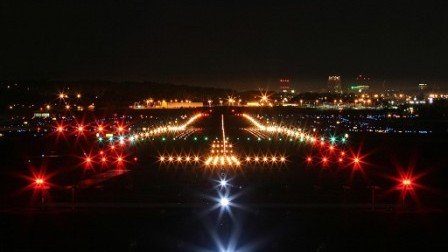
162;137;166;141
257;137;261;141
279;138;282;141
204;137;208;141
193;137;198;141
300;137;304;142
268;137;272;141
247;137;251;141
289;138;293;142
341;138;346;143
98;137;103;142
330;137;336;143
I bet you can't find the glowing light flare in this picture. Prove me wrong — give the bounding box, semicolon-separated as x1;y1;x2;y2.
35;178;44;186
219;179;228;187
402;179;412;187
220;197;230;207
56;125;64;133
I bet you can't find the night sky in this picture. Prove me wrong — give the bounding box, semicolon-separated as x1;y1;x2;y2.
1;1;447;90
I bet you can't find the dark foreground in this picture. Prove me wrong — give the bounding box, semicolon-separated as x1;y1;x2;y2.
1;109;447;251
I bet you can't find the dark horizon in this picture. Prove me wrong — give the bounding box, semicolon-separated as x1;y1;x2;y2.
1;1;447;90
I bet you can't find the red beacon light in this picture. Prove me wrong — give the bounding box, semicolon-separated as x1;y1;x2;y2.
402;179;412;187
35;178;44;186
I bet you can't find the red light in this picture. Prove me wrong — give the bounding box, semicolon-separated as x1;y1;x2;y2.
402;179;412;187
101;157;106;162
86;157;91;163
118;126;124;132
99;151;104;155
338;157;343;162
77;126;84;132
35;178;44;185
329;145;334;151
117;157;123;162
341;151;345;156
322;157;328;162
98;126;104;132
354;157;360;163
57;126;64;132
306;157;312;162
110;145;115;150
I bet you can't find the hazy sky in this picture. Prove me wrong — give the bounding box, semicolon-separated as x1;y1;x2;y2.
1;1;447;90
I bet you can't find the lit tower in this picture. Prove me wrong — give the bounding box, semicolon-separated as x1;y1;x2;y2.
328;75;342;93
279;78;290;93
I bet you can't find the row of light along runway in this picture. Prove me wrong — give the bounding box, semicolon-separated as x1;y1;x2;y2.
158;139;288;167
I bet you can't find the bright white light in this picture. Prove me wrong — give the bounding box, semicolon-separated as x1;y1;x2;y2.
220;197;230;207
219;179;227;187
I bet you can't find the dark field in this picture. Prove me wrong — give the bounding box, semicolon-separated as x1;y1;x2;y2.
1;108;447;251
